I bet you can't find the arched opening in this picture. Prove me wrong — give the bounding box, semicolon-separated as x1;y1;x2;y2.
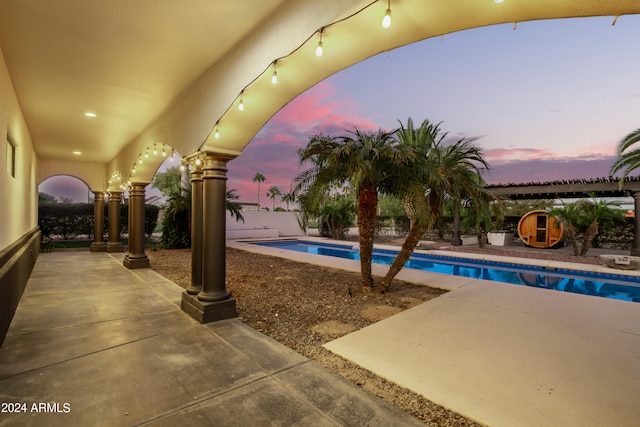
38;175;92;204
226;16;640;203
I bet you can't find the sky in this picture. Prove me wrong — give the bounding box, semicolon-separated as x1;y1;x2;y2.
40;15;640;207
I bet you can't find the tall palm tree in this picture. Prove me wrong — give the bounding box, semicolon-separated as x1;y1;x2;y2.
266;185;281;211
294;127;414;290
252;172;266;210
281;192;295;211
378;118;490;291
610;128;640;183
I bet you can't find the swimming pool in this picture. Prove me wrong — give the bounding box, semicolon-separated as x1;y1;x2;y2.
254;240;640;303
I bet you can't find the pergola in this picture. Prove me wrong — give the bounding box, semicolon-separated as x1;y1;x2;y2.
486;176;640;255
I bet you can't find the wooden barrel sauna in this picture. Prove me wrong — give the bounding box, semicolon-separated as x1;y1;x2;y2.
517;210;565;249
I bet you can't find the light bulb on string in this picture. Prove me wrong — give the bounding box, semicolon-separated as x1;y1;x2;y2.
169;150;174;161
162;145;166;157
315;29;323;57
153;144;158;155
238;91;245;111
382;0;391;28
214;123;220;139
271;61;278;84
144;151;149;159
138;158;143;164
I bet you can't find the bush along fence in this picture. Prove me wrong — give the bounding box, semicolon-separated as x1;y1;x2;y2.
38;203;160;241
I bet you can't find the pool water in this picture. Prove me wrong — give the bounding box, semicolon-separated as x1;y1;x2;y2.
255;240;640;303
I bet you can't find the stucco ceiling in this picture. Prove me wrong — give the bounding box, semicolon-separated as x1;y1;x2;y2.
0;0;290;163
1;0;639;180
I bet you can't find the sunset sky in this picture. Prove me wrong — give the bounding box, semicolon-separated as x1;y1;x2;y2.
40;15;640;207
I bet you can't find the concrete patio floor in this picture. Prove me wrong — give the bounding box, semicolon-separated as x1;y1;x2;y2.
229;238;640;427
0;251;423;427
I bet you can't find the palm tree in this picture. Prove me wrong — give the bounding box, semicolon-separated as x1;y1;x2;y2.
577;197;623;256
549;203;583;256
281;191;295;211
252;172;266;210
266;185;281;211
226;189;244;223
294;127;414;290
610;128;640;183
319;198;355;239
377;119;490;291
551;197;623;256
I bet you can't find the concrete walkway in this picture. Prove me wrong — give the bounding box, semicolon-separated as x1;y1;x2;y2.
229;238;640;427
0;251;423;426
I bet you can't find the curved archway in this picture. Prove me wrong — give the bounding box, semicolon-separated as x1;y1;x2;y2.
111;1;640;173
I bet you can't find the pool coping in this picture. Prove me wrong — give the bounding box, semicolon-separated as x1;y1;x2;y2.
230;236;640;286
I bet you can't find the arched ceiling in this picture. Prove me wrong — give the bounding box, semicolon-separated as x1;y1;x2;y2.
1;0;639;187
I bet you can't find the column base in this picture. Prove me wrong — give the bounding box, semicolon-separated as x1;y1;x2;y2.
181;292;236;324
90;242;107;252
107;243;123;253
123;254;149;269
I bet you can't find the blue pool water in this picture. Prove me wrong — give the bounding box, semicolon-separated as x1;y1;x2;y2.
255;240;640;303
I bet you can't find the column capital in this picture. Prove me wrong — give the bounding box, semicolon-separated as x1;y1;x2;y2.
200;151;237;162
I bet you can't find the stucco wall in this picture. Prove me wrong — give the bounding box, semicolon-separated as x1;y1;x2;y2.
0;47;37;252
226;211;303;239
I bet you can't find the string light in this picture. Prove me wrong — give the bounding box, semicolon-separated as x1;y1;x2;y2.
271;61;278;84
138;158;143;164
132;165;136;174
153;144;158;155
382;0;391;28
494;0;504;3
316;28;324;57
169;150;175;161
214;122;220;139
162;145;167;157
195;158;202;166
238;91;245;111
144;150;149;159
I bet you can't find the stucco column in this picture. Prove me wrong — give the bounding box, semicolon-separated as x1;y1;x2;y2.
106;191;123;253
90;191;107;252
187;164;203;295
124;183;150;268
632;191;640;256
181;152;236;323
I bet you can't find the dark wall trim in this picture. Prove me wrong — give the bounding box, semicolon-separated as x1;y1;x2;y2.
0;227;40;348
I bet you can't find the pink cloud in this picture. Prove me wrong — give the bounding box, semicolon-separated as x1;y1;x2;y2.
485;147;556;162
227;81;381;205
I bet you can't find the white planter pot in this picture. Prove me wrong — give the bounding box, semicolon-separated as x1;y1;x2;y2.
487;231;514;246
461;235;477;246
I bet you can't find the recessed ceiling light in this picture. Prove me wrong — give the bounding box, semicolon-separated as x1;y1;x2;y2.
73;151;82;155
84;112;97;117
